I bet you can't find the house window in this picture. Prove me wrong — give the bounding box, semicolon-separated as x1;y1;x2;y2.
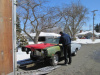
38;37;46;42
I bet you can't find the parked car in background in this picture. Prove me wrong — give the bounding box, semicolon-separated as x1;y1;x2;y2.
22;38;81;66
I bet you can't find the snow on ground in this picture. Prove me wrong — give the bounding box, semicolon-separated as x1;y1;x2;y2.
17;48;30;61
28;42;43;44
72;39;100;44
17;39;100;61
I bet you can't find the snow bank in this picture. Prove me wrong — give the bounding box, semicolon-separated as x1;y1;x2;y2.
72;39;100;44
28;42;43;44
17;48;30;61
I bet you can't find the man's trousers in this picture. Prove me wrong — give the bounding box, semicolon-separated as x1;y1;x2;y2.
63;44;71;64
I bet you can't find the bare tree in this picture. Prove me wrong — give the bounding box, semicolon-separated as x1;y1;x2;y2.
17;0;62;44
45;26;62;33
62;3;88;39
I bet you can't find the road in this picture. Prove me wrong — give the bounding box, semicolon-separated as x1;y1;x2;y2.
17;43;100;75
47;43;100;75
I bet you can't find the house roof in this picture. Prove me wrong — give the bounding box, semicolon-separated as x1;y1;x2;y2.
24;32;60;37
76;30;100;36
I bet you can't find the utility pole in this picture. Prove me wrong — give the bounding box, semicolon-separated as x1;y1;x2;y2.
12;0;17;75
91;10;98;41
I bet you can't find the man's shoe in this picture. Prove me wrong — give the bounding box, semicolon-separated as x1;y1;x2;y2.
64;63;68;66
68;62;71;65
65;64;68;66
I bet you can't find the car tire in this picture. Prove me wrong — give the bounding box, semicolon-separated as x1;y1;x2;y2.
30;54;33;60
73;51;77;56
73;48;78;56
50;54;59;66
30;54;37;61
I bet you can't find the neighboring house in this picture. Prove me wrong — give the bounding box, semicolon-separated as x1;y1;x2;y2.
23;32;60;44
76;30;100;39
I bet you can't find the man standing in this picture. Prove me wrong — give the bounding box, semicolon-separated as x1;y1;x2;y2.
59;31;71;65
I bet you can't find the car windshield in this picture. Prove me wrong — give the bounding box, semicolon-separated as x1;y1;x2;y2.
45;38;60;44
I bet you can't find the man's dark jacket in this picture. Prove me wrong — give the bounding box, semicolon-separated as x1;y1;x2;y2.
59;33;71;45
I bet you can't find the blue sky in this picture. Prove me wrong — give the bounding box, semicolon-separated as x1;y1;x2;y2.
19;0;100;31
44;0;100;31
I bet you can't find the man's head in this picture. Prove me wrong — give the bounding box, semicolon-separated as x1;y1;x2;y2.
59;31;63;35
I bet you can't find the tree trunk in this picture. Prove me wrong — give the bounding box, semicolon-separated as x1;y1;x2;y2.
24;30;34;42
72;33;76;40
34;32;40;44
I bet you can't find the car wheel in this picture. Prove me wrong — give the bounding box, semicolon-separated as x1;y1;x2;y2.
50;54;59;66
30;54;37;61
73;48;78;56
73;51;77;56
30;54;33;60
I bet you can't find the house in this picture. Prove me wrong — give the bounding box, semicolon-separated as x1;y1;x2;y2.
23;32;60;44
76;30;100;39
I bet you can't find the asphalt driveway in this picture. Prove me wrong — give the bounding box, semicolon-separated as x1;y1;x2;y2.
47;43;100;75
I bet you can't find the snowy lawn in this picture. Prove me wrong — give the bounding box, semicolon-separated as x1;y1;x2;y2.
72;39;100;44
17;48;30;61
17;39;100;61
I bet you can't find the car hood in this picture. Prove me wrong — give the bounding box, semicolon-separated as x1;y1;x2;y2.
25;43;55;50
